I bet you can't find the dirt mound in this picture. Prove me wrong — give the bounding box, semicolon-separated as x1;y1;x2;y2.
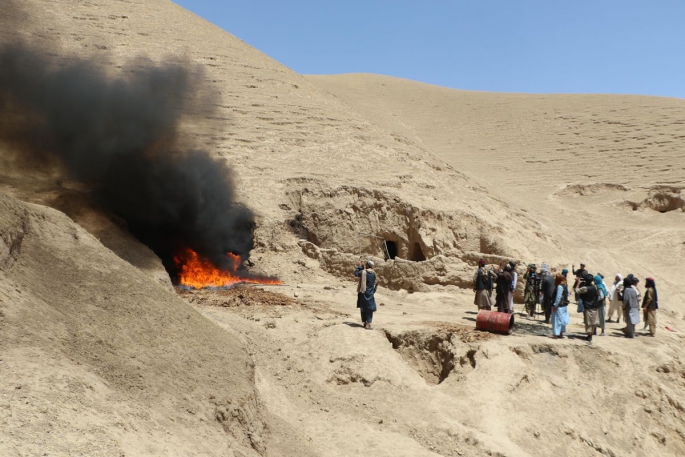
556;183;631;197
0;192;268;456
627;186;685;213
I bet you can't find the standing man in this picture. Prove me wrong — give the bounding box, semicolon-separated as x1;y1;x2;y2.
622;276;640;338
575;273;599;345
642;278;658;337
540;264;555;324
523;264;539;317
550;274;570;338
606;274;624;323
495;263;513;314
473;259;494;310
572;263;588;281
594;274;608;336
355;260;378;330
508;261;518;313
572;263;588;309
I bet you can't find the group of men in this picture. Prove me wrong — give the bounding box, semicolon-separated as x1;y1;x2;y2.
473;261;660;343
473;259;518;313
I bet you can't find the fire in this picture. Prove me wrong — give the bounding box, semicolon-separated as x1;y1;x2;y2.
174;248;282;289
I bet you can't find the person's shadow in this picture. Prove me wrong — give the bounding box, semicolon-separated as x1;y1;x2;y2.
343;321;365;328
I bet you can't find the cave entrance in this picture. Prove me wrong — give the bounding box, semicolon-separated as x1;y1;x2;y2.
410;242;426;262
385;240;398;260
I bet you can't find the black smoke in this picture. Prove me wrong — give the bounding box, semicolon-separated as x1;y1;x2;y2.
0;43;255;279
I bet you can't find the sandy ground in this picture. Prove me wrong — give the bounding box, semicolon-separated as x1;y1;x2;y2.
186;279;685;457
0;1;684;456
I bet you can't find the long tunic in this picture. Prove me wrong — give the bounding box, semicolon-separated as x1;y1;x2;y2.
508;271;518;311
608;280;624;318
355;266;377;312
595;280;608;329
473;267;493;309
541;274;555;306
495;270;512;312
551;284;570;336
623;286;640;325
643;288;657;310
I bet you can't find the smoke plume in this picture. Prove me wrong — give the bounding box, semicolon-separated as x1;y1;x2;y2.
0;43;255;278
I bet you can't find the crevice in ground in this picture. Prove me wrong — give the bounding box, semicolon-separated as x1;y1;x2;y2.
383;328;483;385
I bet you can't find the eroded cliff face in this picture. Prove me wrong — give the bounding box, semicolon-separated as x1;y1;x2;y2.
290;186;504;261
283;185;535;293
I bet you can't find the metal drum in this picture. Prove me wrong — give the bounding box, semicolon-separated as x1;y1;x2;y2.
476;310;515;335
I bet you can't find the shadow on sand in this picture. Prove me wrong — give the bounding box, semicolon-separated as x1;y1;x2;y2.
511;317;550;337
342;321;365;329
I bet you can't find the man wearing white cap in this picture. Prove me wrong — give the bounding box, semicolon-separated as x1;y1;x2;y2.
355;260;378;330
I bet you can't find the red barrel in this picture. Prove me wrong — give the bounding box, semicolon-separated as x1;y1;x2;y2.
476;310;515;335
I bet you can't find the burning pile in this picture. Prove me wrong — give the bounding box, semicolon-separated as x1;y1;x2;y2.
174;248;281;289
0;42;280;288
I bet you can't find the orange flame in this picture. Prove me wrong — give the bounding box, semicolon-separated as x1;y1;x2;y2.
174;248;282;289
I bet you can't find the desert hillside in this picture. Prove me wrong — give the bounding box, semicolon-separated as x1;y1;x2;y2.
307;73;685;314
0;0;561;295
0;1;684;457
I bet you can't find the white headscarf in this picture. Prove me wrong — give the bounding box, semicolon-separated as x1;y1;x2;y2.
609;273;623;300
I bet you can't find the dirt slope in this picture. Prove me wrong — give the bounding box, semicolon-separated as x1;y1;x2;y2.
0;191;288;456
306;73;685;314
187;278;685;457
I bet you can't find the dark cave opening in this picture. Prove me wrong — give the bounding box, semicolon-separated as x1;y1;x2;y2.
385;240;398;260
410;242;426;262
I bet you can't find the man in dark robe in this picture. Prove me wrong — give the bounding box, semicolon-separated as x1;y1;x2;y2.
575;273;599;345
540;265;556;324
355;260;378;330
495;264;513;313
473;259;494;310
